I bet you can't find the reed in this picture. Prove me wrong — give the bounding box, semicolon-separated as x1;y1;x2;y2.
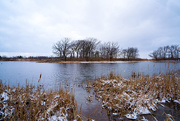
88;72;180;119
0;80;81;121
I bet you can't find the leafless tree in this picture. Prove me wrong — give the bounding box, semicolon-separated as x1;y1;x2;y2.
122;49;127;58
74;38;100;59
121;47;139;60
169;45;179;59
53;38;71;61
86;37;100;58
149;50;158;60
69;41;76;58
162;46;169;59
149;45;180;60
100;42;119;60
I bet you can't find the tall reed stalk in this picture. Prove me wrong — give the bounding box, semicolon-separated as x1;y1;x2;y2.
0;80;81;121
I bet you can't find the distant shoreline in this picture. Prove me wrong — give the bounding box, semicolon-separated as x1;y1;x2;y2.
0;58;180;63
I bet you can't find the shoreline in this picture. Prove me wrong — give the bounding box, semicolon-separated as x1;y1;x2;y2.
0;59;180;63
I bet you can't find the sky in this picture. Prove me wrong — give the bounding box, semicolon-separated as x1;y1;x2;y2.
0;0;180;58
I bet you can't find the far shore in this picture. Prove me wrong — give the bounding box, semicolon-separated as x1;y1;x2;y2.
0;58;180;63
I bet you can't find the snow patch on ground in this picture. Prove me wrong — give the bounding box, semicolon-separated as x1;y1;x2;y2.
1;92;9;101
125;113;137;119
136;106;151;114
48;115;67;121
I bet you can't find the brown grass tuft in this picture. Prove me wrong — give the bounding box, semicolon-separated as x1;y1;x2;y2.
88;72;180;119
0;81;81;120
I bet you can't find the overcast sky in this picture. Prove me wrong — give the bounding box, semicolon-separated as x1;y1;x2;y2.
0;0;180;58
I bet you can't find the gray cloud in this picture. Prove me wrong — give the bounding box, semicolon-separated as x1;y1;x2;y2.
0;0;180;58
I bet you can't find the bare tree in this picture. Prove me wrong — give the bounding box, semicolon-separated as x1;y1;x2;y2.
69;41;77;58
53;38;71;61
109;42;119;60
122;47;139;60
162;46;169;59
72;40;82;58
100;42;119;60
149;50;158;60
53;42;63;58
85;38;100;58
149;45;180;60
174;45;180;59
74;38;100;60
169;45;179;59
178;46;180;59
77;40;86;58
122;49;127;58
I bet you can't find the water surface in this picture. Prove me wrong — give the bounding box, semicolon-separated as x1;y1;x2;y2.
0;61;179;87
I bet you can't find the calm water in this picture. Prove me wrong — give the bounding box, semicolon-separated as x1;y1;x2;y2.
0;61;180;120
0;61;179;87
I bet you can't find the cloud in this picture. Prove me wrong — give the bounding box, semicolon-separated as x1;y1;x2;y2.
0;0;180;58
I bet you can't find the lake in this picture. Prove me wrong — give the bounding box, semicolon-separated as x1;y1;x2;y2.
0;61;180;120
0;61;179;87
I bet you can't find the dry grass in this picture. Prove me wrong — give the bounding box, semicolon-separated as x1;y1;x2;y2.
0;81;82;121
89;72;180;119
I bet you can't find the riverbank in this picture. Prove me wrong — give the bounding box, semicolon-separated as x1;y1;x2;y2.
85;72;180;120
1;58;180;63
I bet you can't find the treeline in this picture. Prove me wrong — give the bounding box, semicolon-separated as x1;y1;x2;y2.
149;45;180;60
0;56;55;61
1;38;179;61
53;38;139;61
0;56;24;61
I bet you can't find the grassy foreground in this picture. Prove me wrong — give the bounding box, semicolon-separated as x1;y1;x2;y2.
86;72;180;120
0;81;82;121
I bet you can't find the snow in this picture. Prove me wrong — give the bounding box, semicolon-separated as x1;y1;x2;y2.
102;80;111;84
141;116;148;121
125;113;137;119
48;115;67;121
174;100;180;104
12;88;16;92
148;105;156;111
137;106;150;114
112;113;119;115
160;103;165;107
1;92;9;101
125;106;150;120
54;95;60;98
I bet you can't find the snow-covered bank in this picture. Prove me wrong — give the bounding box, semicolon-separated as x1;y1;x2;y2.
0;82;82;121
88;72;180;120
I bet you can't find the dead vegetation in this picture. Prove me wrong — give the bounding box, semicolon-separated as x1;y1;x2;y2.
0;81;82;121
89;72;180;119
